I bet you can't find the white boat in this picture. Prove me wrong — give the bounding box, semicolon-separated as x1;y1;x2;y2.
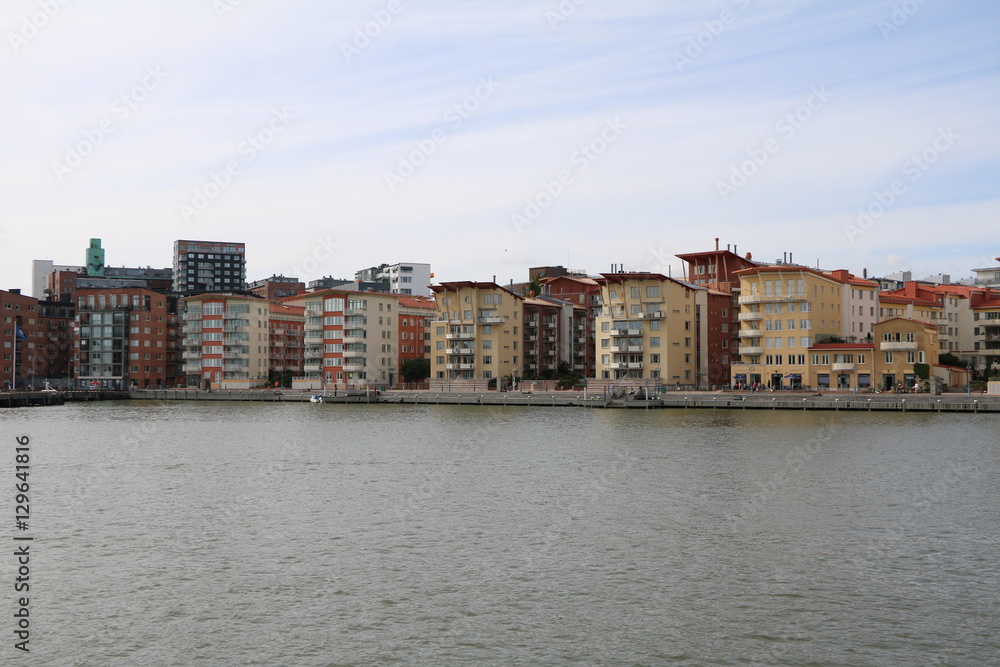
309;395;324;403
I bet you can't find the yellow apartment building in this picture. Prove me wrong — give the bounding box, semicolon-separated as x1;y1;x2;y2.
429;282;523;388
873;317;939;391
734;266;843;389
593;273;697;388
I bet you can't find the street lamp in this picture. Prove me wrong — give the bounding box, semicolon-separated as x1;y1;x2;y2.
967;361;973;396
749;365;755;393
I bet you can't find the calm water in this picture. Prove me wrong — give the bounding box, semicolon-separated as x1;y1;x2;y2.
1;401;998;666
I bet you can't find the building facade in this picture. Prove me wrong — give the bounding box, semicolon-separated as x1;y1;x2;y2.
593;273;698;389
283;289;400;389
429;282;523;388
180;293;269;389
734;266;843;389
74;288;181;388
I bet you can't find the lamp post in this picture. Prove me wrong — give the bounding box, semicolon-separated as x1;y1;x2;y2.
749;365;755;394
967;361;973;396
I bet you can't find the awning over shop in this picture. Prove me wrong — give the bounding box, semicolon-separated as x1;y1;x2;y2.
786;374;802;380
733;374;746;379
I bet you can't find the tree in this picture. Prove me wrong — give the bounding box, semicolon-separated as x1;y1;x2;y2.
401;358;430;383
913;363;930;380
938;352;963;368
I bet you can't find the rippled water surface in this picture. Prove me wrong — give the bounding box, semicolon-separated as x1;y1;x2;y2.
2;401;998;665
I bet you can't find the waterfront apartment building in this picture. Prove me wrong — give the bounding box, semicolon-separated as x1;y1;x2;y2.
180;293;269;389
972;292;1000;375
398;296;435;371
538;275;601;377
173;240;246;294
806;342;876;391
733;266;844;389
429;282;523;388
593;273;698;388
283;289;400;389
873;317;940;391
74;287;181;388
268;303;305;383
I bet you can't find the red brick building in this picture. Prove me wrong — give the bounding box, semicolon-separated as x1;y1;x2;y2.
676;241;758;388
398;296;434;372
269;302;305;384
74;288;181;388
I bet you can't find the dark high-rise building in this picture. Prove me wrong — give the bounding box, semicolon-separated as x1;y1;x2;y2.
173;240;246;294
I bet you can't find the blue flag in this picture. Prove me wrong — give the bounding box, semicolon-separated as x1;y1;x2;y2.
15;325;27;341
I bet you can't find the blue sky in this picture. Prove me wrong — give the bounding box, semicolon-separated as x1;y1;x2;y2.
2;0;998;294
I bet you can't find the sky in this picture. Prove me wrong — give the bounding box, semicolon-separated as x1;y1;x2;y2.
1;0;998;296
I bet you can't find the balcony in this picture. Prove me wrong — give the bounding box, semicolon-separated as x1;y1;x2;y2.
223;363;249;372
223;337;248;345
181;351;201;360
739;346;764;355
738;312;763;321
446;331;475;340
343;308;366;316
832;363;856;372
610;329;631;337
612;345;643;353
641;311;664;319
270;328;287;336
343;335;366;344
182;363;201;373
738;330;761;338
478;316;504;325
544;335;556;343
304;323;324;332
446;363;475;371
222;324;247;333
446;348;474;355
526;335;537;342
573;363;585;371
523;318;538;326
880;341;917;351
344;364;366;372
738;293;808;305
304;364;322;373
181;324;202;334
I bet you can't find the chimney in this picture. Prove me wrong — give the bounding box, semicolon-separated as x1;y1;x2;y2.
789;253;793;264
715;238;719;251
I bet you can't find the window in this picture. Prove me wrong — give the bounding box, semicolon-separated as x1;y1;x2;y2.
649;337;660;347
650;354;660;363
646;285;660;298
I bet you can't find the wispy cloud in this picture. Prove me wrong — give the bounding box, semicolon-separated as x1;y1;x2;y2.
0;0;997;289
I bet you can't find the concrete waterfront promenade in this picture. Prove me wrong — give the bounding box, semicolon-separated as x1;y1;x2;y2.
126;388;1000;413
